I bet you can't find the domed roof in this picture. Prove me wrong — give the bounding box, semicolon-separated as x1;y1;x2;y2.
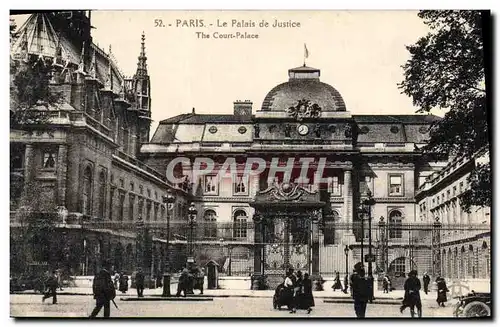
261;65;346;112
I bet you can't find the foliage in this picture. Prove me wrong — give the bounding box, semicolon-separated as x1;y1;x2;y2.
399;10;491;211
11;56;64;130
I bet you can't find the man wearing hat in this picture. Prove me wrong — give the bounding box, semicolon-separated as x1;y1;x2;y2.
422;272;430;295
350;262;370;318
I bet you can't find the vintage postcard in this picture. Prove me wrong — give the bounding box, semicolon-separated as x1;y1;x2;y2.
9;9;491;319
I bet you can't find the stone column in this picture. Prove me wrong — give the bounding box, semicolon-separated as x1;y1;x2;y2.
343;169;353;234
56;144;68;206
23;144;35;193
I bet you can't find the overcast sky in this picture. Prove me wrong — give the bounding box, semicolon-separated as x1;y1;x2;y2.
13;11;432;131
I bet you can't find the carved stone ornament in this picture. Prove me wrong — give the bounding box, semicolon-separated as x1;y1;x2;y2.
258;182;316;202
286;98;322;121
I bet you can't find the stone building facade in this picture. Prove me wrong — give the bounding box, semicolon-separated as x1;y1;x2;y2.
10;12;189;278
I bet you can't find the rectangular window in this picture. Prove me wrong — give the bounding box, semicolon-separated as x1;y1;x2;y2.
203;175;218;195
233;175;248;195
328;176;342;196
388;175;403;196
128;194;135;221
146;201;152;221
138;197;144;219
42;150;57;169
119;192;125;221
130;182;134;192
120;179;124;188
108;188;115;221
154;203;158;221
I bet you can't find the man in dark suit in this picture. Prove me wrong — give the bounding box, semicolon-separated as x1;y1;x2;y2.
42;270;59;304
350;262;370;318
135;268;145;298
89;261;116;318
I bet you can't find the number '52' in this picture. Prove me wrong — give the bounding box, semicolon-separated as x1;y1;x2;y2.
154;19;164;27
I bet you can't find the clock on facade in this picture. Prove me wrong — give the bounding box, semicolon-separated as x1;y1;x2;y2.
297;124;309;136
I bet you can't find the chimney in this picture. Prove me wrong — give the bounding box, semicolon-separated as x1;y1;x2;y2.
234;100;252;116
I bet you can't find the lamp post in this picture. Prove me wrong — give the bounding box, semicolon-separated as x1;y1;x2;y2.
187;202;197;263
358;205;365;265
361;190;376;301
378;216;386;274
432;217;442;278
344;245;350;275
161;190;175;297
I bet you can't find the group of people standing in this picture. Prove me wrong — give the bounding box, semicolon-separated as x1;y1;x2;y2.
282;268;315;314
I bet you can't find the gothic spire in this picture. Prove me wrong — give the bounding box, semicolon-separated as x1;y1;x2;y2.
135;32;148;77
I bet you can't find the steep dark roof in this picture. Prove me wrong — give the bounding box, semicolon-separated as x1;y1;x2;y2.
353;114;441;124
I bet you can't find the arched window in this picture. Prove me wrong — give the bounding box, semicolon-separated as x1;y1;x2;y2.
482;241;489;279
389;257;406;277
233;210;248;238
98;171;106;219
468;245;474;278
461;246;466;279
203;210;217;238
389;210;403;239
324;211;339;245
447;249;452;279
82;166;93;216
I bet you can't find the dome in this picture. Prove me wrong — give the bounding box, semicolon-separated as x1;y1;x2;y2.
260;65;346;112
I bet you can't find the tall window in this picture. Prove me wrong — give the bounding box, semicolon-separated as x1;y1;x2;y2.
154;203;158;221
108;188;114;221
388;175;403;196
97;171;106;219
129;195;135;221
82;166;93;216
233;175;248;195
118;191;125;221
146;201;152;221
204;175;218;195
389;210;403;238
324;211;339;245
233;210;248;238
328;176;341;196
138;198;144;219
203;210;217;238
123;128;129;154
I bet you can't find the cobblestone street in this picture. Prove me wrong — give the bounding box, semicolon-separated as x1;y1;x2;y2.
10;294;456;318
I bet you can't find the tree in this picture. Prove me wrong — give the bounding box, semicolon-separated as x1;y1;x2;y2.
399;10;491;212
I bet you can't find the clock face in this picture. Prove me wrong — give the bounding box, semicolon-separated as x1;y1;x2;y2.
297;124;309;136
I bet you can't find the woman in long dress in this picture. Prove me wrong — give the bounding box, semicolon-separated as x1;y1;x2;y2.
332;271;343;292
436;276;449;307
299;273;315;314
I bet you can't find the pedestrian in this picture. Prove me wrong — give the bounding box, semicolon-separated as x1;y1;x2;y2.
422;272;430;295
400;270;422;318
198;268;205;295
176;268;189;297
135;268;145;297
382;275;390;293
56;269;63;291
113;271;120;290
436;275;449;307
343;273;349;294
291;270;303;313
89;260;116;319
283;270;295;313
350;262;370;318
119;272;129;294
42;270;58;304
298;273;314;314
332;271;343;292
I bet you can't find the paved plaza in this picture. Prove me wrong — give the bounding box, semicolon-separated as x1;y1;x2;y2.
10;292;456;318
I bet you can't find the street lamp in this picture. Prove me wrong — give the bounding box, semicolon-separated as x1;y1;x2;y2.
187;202;198;262
378;216;387;273
432;217;442;278
361;190;376;301
220;238;232;276
161;190;175;297
344;245;350;275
